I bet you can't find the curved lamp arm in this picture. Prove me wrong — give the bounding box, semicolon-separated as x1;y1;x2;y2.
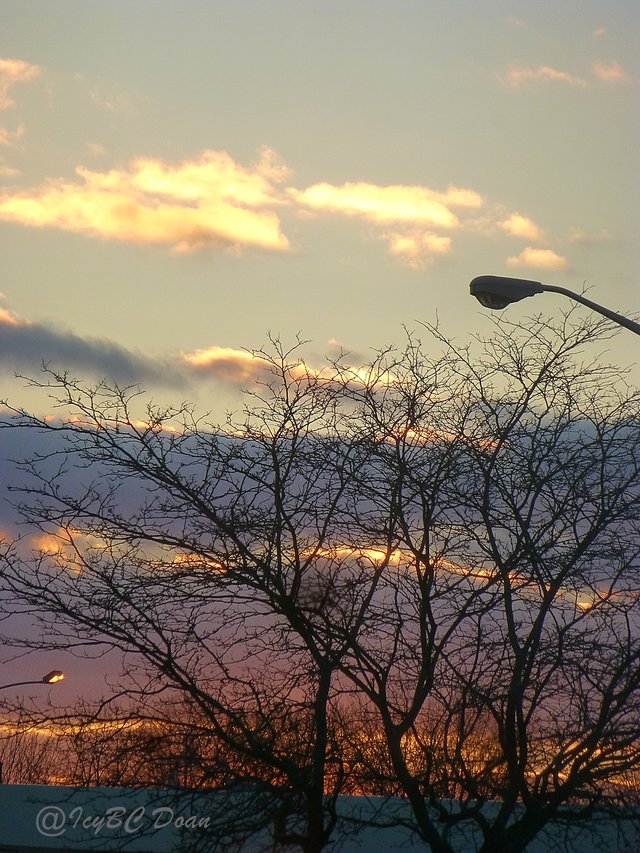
0;671;65;691
470;275;640;337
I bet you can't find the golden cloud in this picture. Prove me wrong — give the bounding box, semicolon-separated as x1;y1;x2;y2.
0;147;291;253
499;65;587;88
0;58;41;109
181;344;401;390
182;345;330;386
181;346;269;383
507;247;567;272
383;230;452;269
592;61;632;83
289;181;483;228
499;213;545;242
288;180;482;269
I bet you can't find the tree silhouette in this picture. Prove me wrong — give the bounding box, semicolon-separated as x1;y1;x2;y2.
1;315;639;851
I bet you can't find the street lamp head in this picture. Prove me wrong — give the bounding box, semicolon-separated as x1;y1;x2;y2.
470;275;544;310
42;670;64;684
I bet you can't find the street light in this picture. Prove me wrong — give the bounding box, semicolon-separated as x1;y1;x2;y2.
0;671;65;691
0;671;65;784
469;275;640;336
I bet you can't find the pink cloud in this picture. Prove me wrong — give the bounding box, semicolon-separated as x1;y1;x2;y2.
499;65;587;88
592;61;632;83
0;58;41;110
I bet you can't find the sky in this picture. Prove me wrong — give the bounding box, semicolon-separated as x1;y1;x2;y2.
0;0;638;421
0;1;638;694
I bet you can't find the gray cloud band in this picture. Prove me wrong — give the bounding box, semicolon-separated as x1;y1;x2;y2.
0;319;185;388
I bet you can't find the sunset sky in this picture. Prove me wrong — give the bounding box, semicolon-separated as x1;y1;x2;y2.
0;0;639;701
0;0;638;422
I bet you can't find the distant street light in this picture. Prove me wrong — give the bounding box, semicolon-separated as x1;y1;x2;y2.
0;671;65;691
0;671;65;783
469;275;640;337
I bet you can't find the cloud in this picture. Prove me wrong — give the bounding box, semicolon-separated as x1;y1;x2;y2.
0;304;20;326
498;65;587;88
181;346;271;385
382;230;452;269
289;181;483;229
506;247;567;271
0;122;26;148
88;84;138;115
0;163;20;177
0;147;291;254
0;58;41;110
87;142;108;157
498;213;545;242
592;61;632;84
182;344;327;388
289;180;482;269
0;300;183;387
504;16;529;29
568;227;613;245
180;343;398;391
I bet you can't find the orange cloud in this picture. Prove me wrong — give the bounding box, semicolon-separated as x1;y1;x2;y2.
305;546;406;566
0;58;41;109
289;181;483;228
507;247;567;272
0;147;291;253
384;425;498;451
0;304;22;326
0;293;25;327
171;552;224;572
499;213;545;242
29;527;108;559
592;61;632;83
499;65;587;88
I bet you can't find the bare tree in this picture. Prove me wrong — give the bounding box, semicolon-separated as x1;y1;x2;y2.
1;316;640;851
0;340;369;852
319;315;640;851
0;706;64;784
